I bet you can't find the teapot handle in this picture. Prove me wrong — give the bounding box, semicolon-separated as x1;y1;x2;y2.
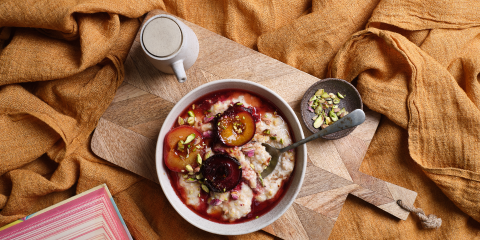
171;60;187;83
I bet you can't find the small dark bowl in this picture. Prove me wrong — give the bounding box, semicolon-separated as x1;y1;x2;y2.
301;78;363;140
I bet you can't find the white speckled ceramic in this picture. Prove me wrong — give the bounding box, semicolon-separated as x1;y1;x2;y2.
140;14;199;83
155;79;306;235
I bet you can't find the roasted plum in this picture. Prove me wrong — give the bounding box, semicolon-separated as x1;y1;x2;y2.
216;104;255;147
201;154;242;192
164;126;204;172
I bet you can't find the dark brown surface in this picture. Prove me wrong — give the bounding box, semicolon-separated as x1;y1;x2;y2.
300;78;363;140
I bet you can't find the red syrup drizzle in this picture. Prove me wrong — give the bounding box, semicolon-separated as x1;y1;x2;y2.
165;89;296;224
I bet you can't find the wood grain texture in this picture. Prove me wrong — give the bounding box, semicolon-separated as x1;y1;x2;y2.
91;9;417;239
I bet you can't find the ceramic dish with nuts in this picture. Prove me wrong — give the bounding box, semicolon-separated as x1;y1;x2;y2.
156;79;306;235
301;78;363;140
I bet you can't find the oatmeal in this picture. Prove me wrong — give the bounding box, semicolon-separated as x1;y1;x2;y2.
165;90;295;223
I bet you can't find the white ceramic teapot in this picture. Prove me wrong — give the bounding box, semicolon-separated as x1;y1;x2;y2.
140;14;199;83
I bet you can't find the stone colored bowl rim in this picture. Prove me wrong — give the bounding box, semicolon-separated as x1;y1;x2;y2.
155;79;306;235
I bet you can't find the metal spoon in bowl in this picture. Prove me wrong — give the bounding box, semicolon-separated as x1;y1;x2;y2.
261;109;366;178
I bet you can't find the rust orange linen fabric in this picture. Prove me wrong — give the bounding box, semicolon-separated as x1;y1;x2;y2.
0;0;479;240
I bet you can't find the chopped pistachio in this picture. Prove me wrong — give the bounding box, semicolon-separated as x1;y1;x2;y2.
183;174;189;179
197;154;202;165
204;151;212;159
325;116;332;125
313;115;323;128
258;174;265;187
280;139;284;144
187;117;195;125
196;173;203;179
186;178;196;182
177;140;185;151
263;129;270;135
329;109;336;118
270;136;277;141
186;164;194;173
315;89;324;96
250;163;255;169
184;134;196;144
337;92;345;99
188;111;195;117
178;117;185;125
201;184;210;193
236;102;243;105
330;110;339;122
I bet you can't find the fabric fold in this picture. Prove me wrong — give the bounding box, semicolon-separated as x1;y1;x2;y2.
329;26;480;222
2;0;480;239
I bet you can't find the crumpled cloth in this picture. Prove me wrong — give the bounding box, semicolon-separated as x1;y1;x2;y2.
1;0;479;239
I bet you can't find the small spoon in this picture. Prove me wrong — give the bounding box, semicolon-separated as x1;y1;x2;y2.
261;109;366;178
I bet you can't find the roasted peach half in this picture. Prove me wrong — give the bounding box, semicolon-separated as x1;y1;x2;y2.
164;126;204;172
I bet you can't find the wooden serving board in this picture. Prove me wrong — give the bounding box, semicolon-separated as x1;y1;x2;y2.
91;10;417;240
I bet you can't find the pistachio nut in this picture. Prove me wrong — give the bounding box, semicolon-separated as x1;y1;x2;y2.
178;117;185;125
184;133;196;144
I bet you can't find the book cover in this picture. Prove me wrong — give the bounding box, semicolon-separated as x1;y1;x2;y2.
0;184;132;240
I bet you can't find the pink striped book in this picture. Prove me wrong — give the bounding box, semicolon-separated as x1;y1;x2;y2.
0;184;132;240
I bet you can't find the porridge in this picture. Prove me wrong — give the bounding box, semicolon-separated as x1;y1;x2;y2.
163;90;295;223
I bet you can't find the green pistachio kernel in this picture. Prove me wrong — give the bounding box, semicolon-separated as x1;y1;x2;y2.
184;133;196;144
185;164;194;173
197;154;202;165
201;184;210;193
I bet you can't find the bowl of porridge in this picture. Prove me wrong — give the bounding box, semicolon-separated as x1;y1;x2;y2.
155;79;306;235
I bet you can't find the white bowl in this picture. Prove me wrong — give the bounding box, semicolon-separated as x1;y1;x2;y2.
155;79;306;235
